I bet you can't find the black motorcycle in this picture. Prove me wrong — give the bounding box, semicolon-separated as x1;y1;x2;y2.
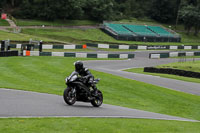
63;71;103;107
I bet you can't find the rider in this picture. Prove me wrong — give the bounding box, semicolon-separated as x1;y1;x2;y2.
74;61;98;96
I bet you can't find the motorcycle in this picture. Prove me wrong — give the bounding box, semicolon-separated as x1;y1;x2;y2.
63;71;103;107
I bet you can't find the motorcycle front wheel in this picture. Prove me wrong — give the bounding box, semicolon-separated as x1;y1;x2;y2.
91;90;103;107
63;87;76;105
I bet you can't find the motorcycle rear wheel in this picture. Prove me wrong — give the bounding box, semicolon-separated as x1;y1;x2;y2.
91;90;103;107
63;87;76;105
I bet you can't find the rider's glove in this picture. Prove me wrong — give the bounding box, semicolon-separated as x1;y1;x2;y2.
82;76;87;83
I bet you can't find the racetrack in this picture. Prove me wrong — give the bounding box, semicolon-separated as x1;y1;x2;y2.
0;53;200;122
84;57;200;96
0;88;197;122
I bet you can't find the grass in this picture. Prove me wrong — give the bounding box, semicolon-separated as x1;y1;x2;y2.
172;56;200;58
0;19;9;26
1;57;200;120
0;30;60;42
39;48;95;52
157;60;200;73
21;28;200;45
21;28;121;45
180;33;200;45
0;118;200;133
97;49;199;52
42;49;94;52
11;48;134;52
11;47;136;52
2;18;200;45
125;68;200;84
16;19;98;26
41;48;136;52
97;48;137;52
11;48;95;52
125;60;200;83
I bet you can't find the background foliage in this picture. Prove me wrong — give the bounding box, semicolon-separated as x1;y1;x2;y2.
0;0;200;34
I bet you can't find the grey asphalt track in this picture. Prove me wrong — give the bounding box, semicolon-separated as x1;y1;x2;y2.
84;57;200;96
0;88;197;122
0;52;200;122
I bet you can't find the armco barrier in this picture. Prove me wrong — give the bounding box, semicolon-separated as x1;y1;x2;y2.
9;43;200;50
149;53;169;59
194;52;200;56
0;51;18;57
10;44;85;50
86;43;200;50
29;51;135;59
144;67;200;78
150;51;200;59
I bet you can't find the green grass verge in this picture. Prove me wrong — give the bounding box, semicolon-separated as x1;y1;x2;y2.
125;60;200;83
0;30;60;42
12;47;136;52
0;19;9;26
11;48;135;53
125;68;200;84
180;33;200;45
11;48;95;52
173;56;200;58
21;28;200;45
3;18;199;45
1;57;200;120
97;48;137;52
41;49;95;52
0;118;200;133
21;28;121;45
16;19;98;26
157;60;200;73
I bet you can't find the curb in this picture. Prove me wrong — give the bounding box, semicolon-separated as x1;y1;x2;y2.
7;44;86;49
87;43;200;50
149;51;200;59
23;51;135;59
5;43;200;50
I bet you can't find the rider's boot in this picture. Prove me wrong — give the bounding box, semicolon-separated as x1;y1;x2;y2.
92;85;98;96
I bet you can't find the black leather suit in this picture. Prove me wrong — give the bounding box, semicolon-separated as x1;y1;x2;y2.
76;67;97;92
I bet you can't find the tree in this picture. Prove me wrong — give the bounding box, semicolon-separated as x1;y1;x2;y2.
0;0;7;9
149;0;177;23
188;0;198;6
179;5;200;35
53;0;85;20
175;0;182;29
3;0;199;27
193;6;200;36
126;0;149;18
84;0;116;21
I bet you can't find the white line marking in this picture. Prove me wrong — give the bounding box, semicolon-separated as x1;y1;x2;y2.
0;116;198;122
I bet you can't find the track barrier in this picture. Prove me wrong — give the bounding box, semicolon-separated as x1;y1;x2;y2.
144;67;200;79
